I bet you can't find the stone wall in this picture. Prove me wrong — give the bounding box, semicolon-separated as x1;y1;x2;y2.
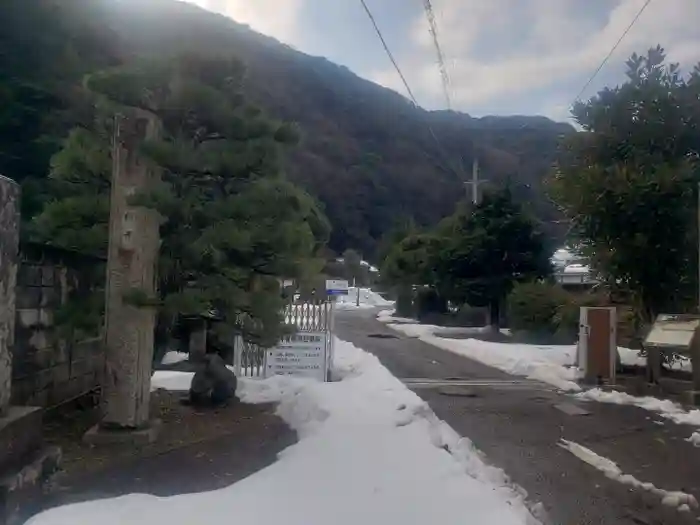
11;242;105;408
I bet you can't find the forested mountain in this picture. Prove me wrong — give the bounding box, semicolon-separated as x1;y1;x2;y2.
1;0;575;257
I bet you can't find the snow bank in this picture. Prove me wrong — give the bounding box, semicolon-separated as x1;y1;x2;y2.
382;319;581;391
576;389;700;445
377;309;415;324
150;370;194;391
335;287;394;310
559;439;698;512
378;317;653;393
424;336;582;392
576;388;700;442
160;351;188;366
687;432;700;447
30;339;538;525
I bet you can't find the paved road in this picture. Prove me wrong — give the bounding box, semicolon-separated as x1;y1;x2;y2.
335;309;700;525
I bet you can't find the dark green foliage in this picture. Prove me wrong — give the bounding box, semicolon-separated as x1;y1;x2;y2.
384;189;551;327
435;189;552;325
342;249;364;286
0;0;119;218
507;282;571;335
554;293;607;341
551;47;700;321
29;124;112;255
3;0;573;260
31;53;329;347
382;233;443;288
415;288;448;321
394;286;415;319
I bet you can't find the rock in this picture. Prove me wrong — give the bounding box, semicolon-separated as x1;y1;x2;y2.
188;353;238;407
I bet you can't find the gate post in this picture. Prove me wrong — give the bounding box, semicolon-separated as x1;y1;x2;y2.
327;298;335;381
579;306;617;385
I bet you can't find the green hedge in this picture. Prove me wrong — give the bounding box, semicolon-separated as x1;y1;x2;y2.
395;286;415;318
415;288;447;320
507;281;608;342
507;281;571;335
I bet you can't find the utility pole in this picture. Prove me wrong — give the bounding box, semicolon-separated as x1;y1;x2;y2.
464;156;486;205
86;108;162;444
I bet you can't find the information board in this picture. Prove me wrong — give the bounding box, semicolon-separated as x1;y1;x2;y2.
325;279;349;296
265;331;327;381
645;314;700;354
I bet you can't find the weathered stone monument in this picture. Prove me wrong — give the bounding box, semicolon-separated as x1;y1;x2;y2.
0;176;19;417
85;109;162;444
0;176;60;525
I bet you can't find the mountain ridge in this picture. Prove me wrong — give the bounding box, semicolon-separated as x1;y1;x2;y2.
4;0;575;256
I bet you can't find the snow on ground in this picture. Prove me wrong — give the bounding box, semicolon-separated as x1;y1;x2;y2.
335;287;394;310
379;315;582;392
576;388;700;445
559;439;698;512
150;370;194;391
377;309;415;324
376;312;667;393
160;351;189;366
30;339;538;525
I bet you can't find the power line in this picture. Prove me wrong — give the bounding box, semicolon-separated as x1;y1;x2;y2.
421;0;451;109
572;0;652;104
420;0;483;200
358;0;463;180
358;0;419;106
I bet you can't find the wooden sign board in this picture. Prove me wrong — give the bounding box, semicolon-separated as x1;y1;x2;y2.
644;314;700;354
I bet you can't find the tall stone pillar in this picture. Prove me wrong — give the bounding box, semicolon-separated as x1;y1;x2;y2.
0;176;19;417
98;109;162;434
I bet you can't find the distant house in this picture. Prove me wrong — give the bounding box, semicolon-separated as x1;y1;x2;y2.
335;257;379;273
551;247;598;287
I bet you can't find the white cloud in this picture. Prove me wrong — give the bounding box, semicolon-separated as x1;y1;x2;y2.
369;0;700;120
184;0;304;45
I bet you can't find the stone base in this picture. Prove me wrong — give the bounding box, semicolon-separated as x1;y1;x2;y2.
684;390;700;407
83;418;162;446
0;407;42;472
0;446;61;525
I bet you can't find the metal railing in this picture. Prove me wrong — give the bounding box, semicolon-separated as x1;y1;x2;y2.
233;300;333;378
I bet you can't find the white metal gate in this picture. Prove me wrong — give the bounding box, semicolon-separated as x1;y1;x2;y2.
233;299;334;378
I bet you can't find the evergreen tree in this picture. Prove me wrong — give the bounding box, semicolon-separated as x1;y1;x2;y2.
382;190;550;326
436;190;551;327
32;53;330;346
550;46;700;321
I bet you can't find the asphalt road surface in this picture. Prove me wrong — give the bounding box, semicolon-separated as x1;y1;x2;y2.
335;309;700;525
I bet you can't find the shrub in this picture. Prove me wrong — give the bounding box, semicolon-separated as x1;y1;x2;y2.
454;304;489;327
415;287;447;321
395;285;415;318
507;281;572;335
554;292;607;339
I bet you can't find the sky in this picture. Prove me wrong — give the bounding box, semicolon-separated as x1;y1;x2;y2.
184;0;700;123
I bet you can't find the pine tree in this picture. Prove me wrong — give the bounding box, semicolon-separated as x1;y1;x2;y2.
32;53;330;346
436;189;551;327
